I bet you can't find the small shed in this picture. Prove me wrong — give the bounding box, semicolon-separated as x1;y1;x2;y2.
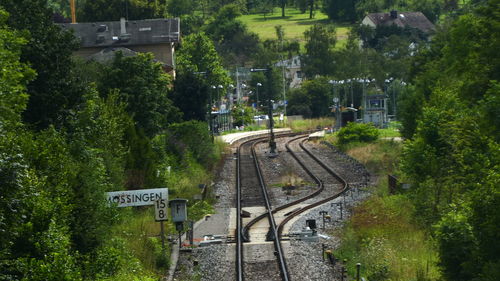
363;94;388;127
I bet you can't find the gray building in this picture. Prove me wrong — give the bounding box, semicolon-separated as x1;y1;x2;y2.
275;55;303;89
59;18;180;76
362;11;435;34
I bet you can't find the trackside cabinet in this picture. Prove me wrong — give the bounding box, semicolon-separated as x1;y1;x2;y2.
169;199;188;223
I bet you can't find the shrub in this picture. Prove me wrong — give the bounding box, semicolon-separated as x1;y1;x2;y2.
337;122;379;145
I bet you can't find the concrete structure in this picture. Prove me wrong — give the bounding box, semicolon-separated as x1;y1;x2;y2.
275;56;303;89
59;18;180;75
362;11;435;34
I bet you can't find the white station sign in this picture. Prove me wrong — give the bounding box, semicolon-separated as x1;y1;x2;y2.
107;188;168;207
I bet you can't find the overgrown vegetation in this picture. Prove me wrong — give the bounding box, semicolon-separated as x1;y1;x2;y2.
0;1;224;280
332;138;441;280
332;1;499;279
397;1;500;279
336;122;380;146
1;0;497;280
288;117;332;132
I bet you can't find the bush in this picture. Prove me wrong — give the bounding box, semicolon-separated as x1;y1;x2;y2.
337;122;379;145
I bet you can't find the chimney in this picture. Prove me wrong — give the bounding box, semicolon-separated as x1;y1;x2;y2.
390;10;398;19
120;17;126;34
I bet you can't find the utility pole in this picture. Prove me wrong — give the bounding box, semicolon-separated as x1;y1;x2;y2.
70;0;76;23
251;67;277;155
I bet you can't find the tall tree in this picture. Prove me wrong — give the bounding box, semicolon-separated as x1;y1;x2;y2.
400;1;500;280
99;52;181;137
176;32;231;88
302;24;337;77
77;0;164;22
0;0;84;129
204;4;260;65
170;71;210;121
322;0;357;22
173;32;230;122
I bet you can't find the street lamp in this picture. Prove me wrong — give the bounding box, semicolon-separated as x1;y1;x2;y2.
328;80;336;128
256;82;262;110
251;67;277;156
239;83;246;105
227;84;235;131
208;85;217;140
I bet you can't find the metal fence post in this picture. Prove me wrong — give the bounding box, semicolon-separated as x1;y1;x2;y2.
356;263;361;281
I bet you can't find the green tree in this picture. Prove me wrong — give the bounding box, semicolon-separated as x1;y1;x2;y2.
294;0;309;13
400;1;500;280
204;4;260;66
287;77;332;118
0;10;35;126
302;24;337;77
176;32;231;88
0;0;85;129
170;71;210;121
249;67;283;105
322;0;357;22
77;0;165;22
167;0;196;17
232;104;254;127
99;52;181;137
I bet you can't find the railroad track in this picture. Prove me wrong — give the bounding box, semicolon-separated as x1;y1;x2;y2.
236;135;291;281
236;134;350;281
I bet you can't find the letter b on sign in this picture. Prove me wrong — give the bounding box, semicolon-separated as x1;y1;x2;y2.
155;199;168;221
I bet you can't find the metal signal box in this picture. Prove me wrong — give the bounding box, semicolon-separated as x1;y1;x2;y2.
170;199;188;222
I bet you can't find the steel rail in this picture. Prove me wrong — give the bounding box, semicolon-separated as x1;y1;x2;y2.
235;138;245;281
249;138;291;281
236;133;297;281
241;134;348;241
241;135;322;242
277;138;349;237
236;132;334;281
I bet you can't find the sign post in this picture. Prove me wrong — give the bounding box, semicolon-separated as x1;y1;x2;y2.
170;199;188;248
155;198;168;257
106;188;168;207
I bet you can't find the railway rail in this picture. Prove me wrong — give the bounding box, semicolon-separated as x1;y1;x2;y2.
236;134;351;281
236;135;291;281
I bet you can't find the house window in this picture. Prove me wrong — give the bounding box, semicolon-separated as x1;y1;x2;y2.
296;71;303;78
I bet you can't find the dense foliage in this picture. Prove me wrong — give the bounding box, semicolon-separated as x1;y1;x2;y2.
98;52;181;137
337;122;380;145
302;24;337;77
1;0;497;280
0;1;222;280
287;77;332;118
1;0;84;129
399;0;500;279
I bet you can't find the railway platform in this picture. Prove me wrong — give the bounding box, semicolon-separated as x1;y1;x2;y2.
218;128;292;145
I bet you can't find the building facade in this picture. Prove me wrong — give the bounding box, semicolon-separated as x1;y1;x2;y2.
59;18;180;75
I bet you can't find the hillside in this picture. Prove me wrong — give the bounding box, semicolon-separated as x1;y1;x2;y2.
238;8;351;48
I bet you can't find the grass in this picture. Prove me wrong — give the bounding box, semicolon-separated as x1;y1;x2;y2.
238;8;351;49
342;140;402;175
378;127;401;138
379;121;402;138
110;208;168;279
328;139;441;281
106;143;225;280
337;191;440;281
287;117;333;132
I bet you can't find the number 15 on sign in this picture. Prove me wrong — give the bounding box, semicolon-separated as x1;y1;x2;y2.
155;199;168;221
